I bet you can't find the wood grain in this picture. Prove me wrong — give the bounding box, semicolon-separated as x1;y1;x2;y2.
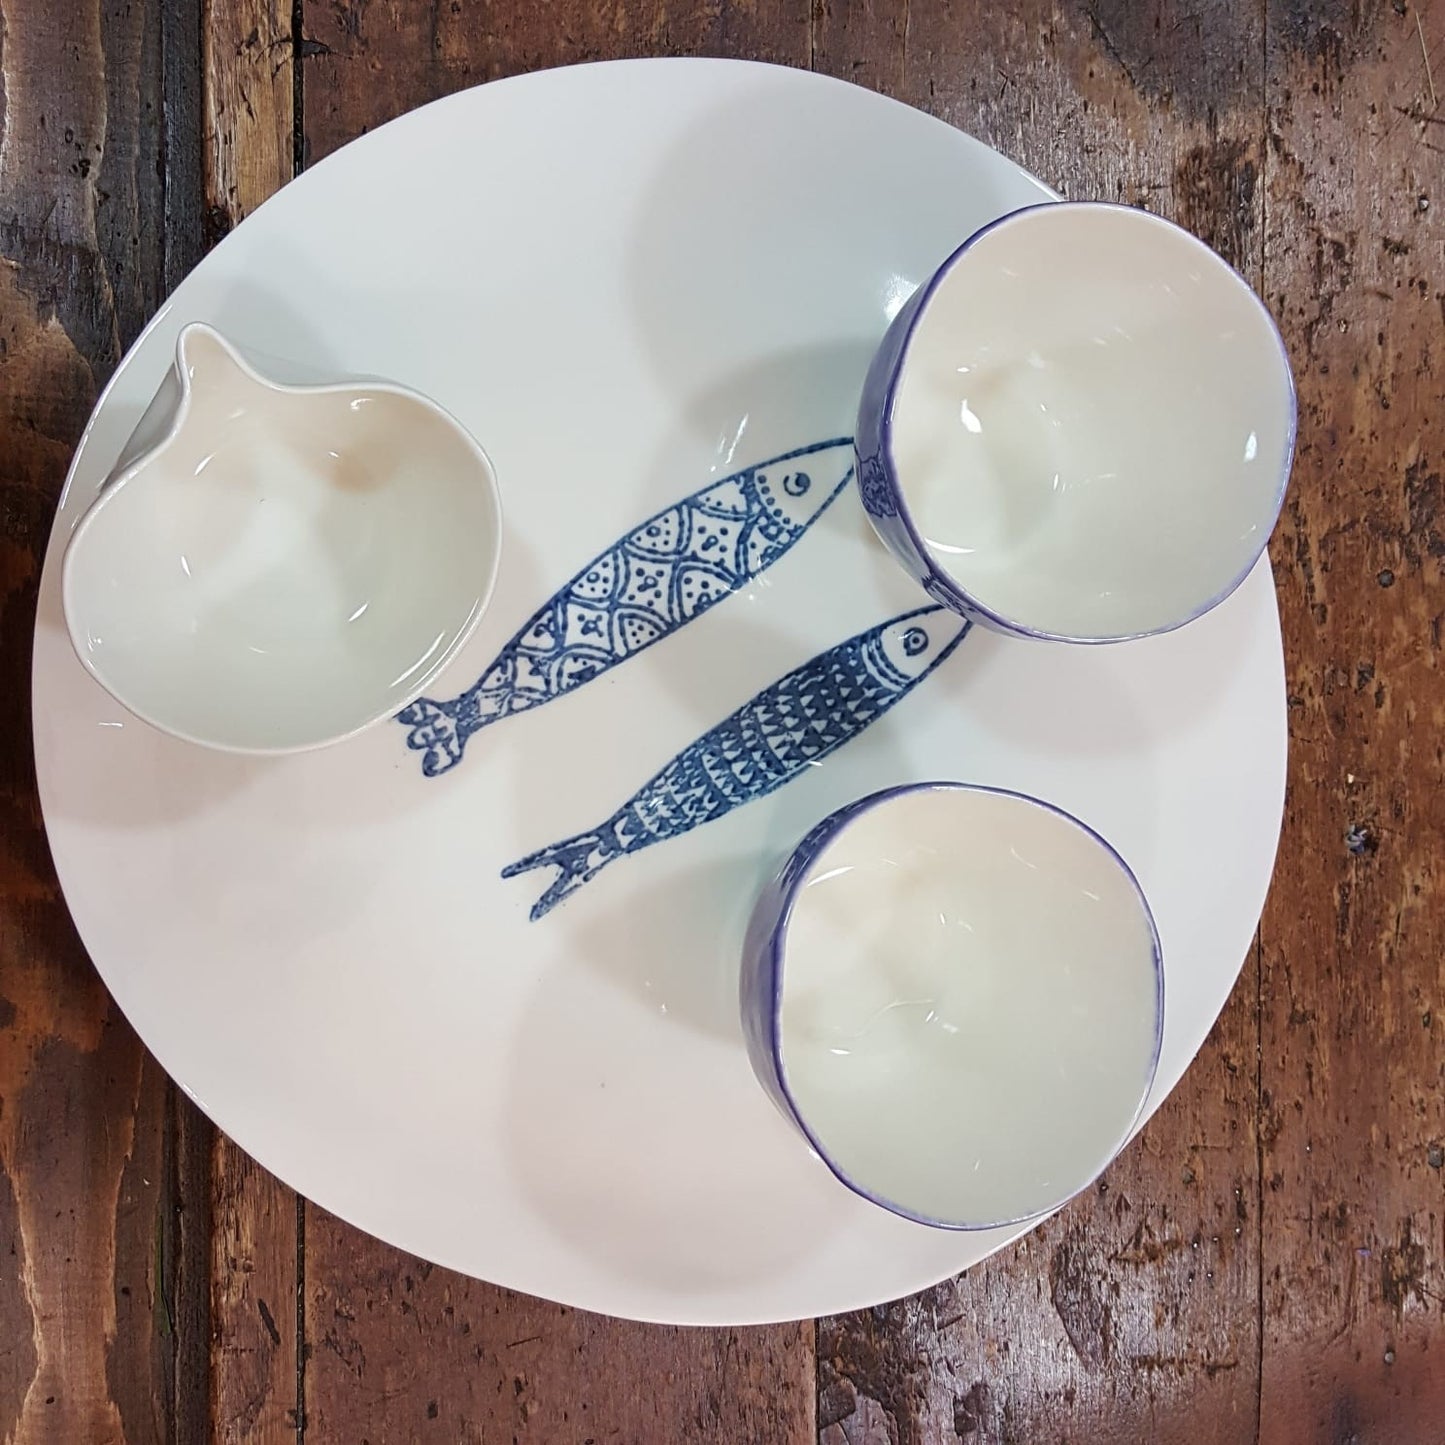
304;1205;814;1442
0;0;195;1441
1259;1;1445;1439
300;0;811;163
814;5;1268;1438
202;0;295;235
209;1143;298;1443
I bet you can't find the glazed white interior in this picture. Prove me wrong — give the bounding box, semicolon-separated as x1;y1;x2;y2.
779;787;1160;1226
64;327;500;751
888;204;1293;638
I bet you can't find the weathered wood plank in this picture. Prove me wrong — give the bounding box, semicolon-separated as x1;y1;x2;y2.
813;4;1268;1440
296;5;817;1439
210;1141;299;1444
169;1095;215;1445
0;0;192;1440
305;1209;814;1442
1259;1;1445;1439
300;0;811;163
203;0;295;236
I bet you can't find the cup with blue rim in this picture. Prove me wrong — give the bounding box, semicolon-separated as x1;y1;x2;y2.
855;200;1296;642
740;781;1164;1229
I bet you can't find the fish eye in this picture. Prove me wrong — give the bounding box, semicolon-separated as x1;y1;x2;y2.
782;471;811;497
902;627;929;657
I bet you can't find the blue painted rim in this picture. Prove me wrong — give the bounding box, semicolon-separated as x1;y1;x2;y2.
762;780;1166;1231
875;199;1299;644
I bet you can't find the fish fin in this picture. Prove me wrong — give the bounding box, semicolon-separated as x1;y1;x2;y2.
500;831;612;921
395;698;467;777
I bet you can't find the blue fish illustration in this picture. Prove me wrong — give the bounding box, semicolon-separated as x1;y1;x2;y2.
501;606;970;921
398;438;856;776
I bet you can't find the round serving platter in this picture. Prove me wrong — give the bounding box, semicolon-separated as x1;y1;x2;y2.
33;57;1285;1325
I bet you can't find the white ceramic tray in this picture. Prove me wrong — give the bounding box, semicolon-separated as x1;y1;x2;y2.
33;57;1285;1325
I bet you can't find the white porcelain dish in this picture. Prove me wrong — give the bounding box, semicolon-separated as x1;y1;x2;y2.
856;202;1296;642
32;58;1287;1325
742;782;1163;1230
61;323;502;753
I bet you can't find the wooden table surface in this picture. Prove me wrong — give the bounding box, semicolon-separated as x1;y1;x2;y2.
1;1;1442;1441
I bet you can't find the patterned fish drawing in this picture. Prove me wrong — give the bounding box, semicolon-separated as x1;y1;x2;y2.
398;437;856;777
501;605;970;921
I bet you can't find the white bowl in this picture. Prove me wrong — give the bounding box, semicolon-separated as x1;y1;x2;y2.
741;782;1164;1229
62;324;502;753
855;201;1296;642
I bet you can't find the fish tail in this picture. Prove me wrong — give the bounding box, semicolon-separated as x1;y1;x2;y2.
500;830;616;921
395;697;468;777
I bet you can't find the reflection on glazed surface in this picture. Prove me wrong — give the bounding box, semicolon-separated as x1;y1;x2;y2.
63;326;500;752
888;204;1294;639
779;784;1161;1227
